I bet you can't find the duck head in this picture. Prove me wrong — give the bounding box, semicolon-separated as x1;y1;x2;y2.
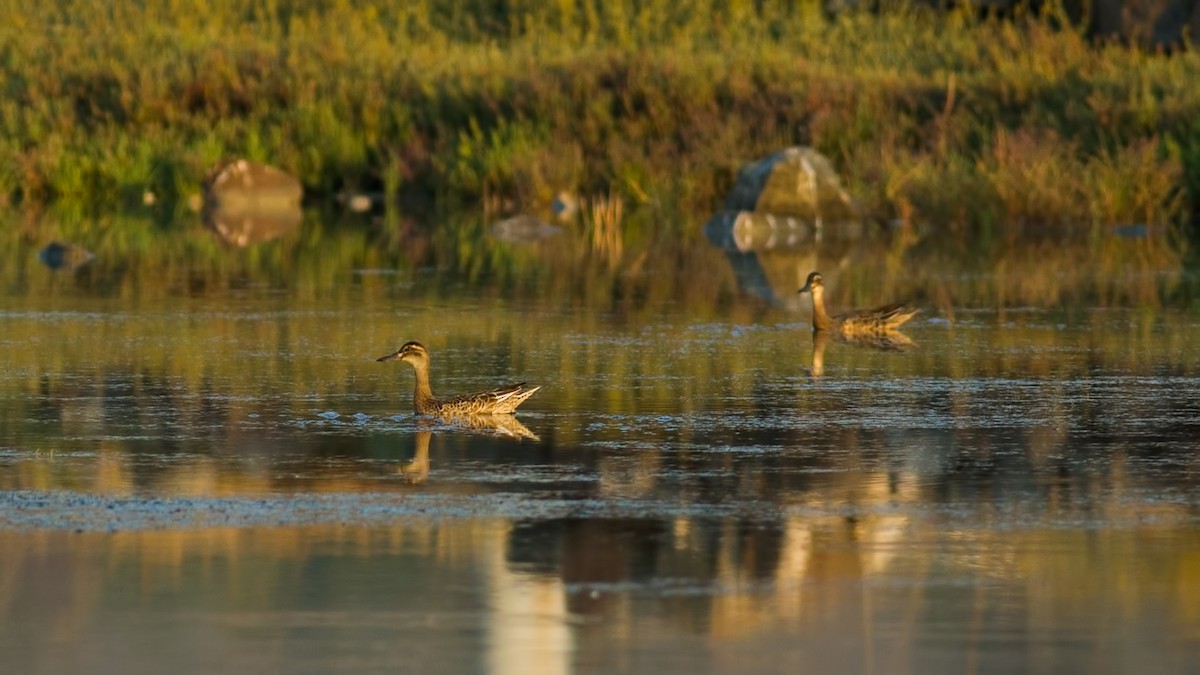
376;341;429;365
797;271;824;295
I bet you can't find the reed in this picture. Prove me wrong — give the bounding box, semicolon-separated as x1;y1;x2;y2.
586;191;625;261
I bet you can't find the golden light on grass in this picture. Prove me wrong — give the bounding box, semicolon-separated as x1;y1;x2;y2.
586;190;624;262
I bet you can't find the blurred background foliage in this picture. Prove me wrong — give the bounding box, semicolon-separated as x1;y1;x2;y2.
0;0;1197;234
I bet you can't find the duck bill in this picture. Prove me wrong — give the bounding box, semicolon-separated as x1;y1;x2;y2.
797;283;812;295
376;350;402;362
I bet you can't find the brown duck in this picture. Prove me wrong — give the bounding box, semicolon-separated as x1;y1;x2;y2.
376;341;540;416
797;271;918;333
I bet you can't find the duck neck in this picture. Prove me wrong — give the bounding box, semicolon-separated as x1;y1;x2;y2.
809;285;836;331
410;360;438;414
811;330;829;376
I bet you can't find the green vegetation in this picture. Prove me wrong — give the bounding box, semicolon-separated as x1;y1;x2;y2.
1;0;1198;232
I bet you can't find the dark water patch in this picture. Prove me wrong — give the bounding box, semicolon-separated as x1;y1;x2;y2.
0;490;781;531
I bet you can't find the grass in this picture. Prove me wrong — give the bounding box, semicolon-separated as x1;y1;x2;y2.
0;1;1198;235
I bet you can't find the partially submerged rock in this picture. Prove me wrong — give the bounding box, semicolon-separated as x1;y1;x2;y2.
38;241;94;270
724;146;859;220
552;191;580;222
202;159;302;246
203;159;302;211
490;214;562;243
338;191;381;213
707;146;863;252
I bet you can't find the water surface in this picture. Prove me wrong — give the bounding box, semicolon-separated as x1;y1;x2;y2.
2;212;1199;673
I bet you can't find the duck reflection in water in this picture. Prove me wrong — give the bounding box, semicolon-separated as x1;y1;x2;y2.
397;416;539;485
807;329;916;376
443;413;540;441
398;430;433;484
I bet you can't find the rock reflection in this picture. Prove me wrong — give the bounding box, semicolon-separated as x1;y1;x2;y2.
717;248;786;307
203;203;302;247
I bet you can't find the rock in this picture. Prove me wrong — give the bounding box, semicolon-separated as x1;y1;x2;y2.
336;190;382;213
345;194;375;213
489;214;562;243
202;159;303;247
706;147;865;251
552;192;580;222
724;146;859;221
1112;223;1150;239
203;159;302;212
38;241;94;270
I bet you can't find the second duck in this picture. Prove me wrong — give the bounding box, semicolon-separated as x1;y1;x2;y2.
377;341;540;416
797;271;918;334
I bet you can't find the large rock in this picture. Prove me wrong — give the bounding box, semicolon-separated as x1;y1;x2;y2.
202;159;302;247
203;159;302;211
724;146;859;221
706;146;864;252
489;214;563;243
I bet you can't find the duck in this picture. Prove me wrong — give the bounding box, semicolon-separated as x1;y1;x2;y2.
376;341;540;416
797;271;918;333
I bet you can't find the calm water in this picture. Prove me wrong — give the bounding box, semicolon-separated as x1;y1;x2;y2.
2;211;1200;673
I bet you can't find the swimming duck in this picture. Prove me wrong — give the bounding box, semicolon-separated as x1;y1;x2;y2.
797;271;918;333
376;341;540;415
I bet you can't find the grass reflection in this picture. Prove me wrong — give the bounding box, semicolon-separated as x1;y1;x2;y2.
3;207;1195;310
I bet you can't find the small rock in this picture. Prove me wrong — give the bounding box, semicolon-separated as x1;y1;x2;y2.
347;194;374;212
38;242;94;270
490;214;562;243
552;191;580;221
338;191;380;213
203;158;302;211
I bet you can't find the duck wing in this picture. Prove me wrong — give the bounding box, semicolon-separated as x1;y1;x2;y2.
838;302;919;331
439;383;541;415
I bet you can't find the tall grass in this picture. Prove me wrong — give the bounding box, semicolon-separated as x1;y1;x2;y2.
0;0;1198;233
